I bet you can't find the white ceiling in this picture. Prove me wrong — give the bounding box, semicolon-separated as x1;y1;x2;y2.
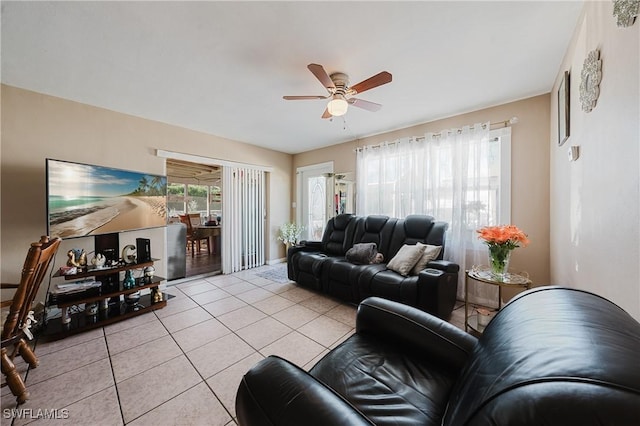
1;1;584;155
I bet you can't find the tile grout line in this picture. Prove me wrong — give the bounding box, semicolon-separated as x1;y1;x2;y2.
12;265;369;425
117;308;216;424
161;286;247;424
102;326;128;426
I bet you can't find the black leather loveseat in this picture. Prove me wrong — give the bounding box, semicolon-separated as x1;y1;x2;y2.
236;287;640;425
287;214;459;319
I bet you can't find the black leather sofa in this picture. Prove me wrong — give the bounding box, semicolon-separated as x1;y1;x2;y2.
236;287;640;425
287;214;459;319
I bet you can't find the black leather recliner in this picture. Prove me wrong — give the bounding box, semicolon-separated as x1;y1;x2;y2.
322;215;397;302
236;287;640;425
287;214;459;319
287;213;358;292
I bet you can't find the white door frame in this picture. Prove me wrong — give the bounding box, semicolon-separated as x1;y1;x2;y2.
296;161;334;241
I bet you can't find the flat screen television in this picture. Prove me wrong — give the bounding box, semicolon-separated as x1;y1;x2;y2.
46;159;167;239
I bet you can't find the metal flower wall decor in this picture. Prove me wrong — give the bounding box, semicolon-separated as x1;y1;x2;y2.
613;0;639;27
579;49;602;113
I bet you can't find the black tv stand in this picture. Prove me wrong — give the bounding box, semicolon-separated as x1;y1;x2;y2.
43;233;166;340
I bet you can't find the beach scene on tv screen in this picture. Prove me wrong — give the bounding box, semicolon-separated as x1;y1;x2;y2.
48;160;167;238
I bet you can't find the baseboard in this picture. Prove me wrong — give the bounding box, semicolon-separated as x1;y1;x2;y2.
267;257;286;265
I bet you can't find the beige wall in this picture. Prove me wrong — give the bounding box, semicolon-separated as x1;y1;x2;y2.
293;94;552;288
549;3;639;319
1;85;293;302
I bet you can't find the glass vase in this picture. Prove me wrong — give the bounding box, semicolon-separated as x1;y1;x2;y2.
488;245;512;280
122;270;136;289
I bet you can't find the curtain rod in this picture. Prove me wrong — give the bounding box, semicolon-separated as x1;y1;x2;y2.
354;116;518;152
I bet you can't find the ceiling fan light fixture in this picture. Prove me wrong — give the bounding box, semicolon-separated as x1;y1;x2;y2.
327;95;348;116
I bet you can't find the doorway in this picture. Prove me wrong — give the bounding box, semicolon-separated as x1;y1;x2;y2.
166;159;222;279
296;162;334;241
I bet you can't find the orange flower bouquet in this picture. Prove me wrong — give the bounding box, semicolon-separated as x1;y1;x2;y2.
477;225;529;278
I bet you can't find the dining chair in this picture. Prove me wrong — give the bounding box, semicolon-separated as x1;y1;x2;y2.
1;235;61;404
178;214;208;255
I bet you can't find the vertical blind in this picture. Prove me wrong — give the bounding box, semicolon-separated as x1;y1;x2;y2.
222;167;265;273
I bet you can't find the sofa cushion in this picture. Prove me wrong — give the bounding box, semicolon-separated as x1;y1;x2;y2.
322;214;357;256
310;334;459;426
411;243;443;275
364;269;420;308
352;216;396;258
324;260;380;302
387;244;425;276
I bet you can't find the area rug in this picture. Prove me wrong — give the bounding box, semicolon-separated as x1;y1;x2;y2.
255;264;290;283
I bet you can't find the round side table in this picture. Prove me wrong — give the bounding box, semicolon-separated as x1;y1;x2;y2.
464;266;532;334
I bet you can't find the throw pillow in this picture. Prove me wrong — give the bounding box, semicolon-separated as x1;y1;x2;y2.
411;243;443;275
346;242;378;265
387;244;425;277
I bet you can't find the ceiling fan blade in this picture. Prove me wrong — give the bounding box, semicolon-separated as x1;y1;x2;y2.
308;63;336;90
350;71;392;95
283;95;330;100
321;108;332;119
348;98;382;112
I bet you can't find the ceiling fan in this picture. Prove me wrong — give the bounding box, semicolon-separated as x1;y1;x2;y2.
283;63;392;119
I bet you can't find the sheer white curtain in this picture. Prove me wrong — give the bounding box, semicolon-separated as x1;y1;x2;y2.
356;123;502;305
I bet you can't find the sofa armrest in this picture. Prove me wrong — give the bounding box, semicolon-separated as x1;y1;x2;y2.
286;241;322;259
415;267;459;319
287;241;324;280
299;240;322;249
356;297;476;371
425;259;459;273
236;355;373;426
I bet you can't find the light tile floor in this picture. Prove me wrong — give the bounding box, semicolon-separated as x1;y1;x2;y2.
1;264;465;425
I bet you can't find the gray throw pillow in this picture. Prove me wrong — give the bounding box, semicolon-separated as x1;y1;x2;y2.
346;243;378;265
387;244;425;277
411;243;443;275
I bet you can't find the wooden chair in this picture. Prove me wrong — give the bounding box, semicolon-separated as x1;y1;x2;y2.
178;214;208;255
1;236;61;404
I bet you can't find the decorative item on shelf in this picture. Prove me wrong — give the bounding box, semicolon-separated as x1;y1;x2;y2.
143;266;155;284
277;222;305;252
66;249;87;268
61;307;71;324
122;270;136;290
103;248;118;266
121;245;137;264
477;225;529;280
59;266;77;275
613;0;639;28
124;291;142;311
91;253;107;269
85;302;98;316
579;49;602;113
136;238;151;263
151;287;163;303
21;311;38;340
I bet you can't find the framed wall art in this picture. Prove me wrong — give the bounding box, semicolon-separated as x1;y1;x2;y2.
558;70;570;146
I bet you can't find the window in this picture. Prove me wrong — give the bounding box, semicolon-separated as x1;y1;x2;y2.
167;182;222;222
356;124;512;302
357;126;511;227
167;183;186;217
